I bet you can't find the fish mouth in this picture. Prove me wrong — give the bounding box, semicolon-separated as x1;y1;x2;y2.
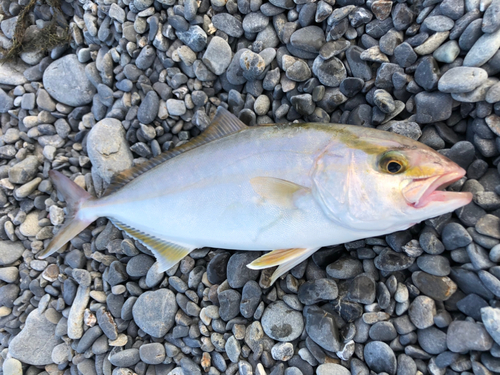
402;169;472;209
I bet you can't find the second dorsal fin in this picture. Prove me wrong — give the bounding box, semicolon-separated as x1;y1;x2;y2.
103;107;248;196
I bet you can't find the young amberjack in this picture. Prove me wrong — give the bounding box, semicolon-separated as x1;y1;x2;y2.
39;107;472;284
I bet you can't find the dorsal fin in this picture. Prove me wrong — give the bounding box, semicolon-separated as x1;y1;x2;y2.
103;107;248;196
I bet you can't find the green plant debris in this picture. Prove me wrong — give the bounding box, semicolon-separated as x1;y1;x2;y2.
0;0;72;62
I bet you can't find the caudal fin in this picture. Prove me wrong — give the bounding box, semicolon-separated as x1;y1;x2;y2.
38;170;96;259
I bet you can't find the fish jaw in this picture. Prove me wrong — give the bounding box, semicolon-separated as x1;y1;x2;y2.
401;167;472;213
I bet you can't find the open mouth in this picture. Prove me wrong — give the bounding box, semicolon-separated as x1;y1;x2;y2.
402;170;471;208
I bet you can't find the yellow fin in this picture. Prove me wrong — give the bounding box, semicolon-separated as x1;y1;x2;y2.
104;107;247;196
248;247;320;286
250;177;309;209
247;248;311;269
112;221;194;272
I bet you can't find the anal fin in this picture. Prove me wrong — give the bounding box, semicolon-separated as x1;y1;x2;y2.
112;220;195;272
248;247;319;285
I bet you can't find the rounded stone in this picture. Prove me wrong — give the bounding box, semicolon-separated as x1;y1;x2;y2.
261;301;304;342
438;67;488;93
132;289;178;338
364;341;397;375
43;54;96;106
86;118;134;184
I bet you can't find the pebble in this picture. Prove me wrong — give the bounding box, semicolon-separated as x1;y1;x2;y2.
414;91;453;123
9;308;61;365
447;321;493;352
304;305;341;352
326;258;363;279
481;307;500;345
262;301;304;341
43;54;96;106
316;364;350;375
0;241;24;265
464;27;500;66
298;278;338;305
218;289;242;321
408;296;436;329
227;252;260;288
67;284;90;339
482;0;500;33
438;67;488;93
202;37;232;75
290;26;325;53
87;118;134;184
132;289;177;337
138;91;160;124
364;341;397;375
312;56;346;87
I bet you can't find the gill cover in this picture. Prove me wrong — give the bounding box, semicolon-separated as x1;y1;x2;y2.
311;143;401;231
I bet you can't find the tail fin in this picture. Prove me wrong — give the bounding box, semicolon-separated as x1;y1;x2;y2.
38;170;96;259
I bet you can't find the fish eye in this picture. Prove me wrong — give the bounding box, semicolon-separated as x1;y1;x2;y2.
387;161;402;174
379;152;407;175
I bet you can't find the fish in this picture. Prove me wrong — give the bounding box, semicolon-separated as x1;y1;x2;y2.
38;107;472;285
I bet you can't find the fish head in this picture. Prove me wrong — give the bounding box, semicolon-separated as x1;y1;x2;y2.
312;126;472;232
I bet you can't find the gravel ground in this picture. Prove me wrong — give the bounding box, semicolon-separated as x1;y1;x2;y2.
1;0;500;372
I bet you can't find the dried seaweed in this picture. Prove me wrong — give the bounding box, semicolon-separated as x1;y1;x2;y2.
0;0;72;63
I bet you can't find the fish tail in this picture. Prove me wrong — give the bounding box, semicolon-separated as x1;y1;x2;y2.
37;170;97;259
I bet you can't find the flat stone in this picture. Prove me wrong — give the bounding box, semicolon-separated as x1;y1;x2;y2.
414;91;453;123
447;321;493;352
9;308;62;365
304;305;341;352
438;67;488;93
483;0;500;33
202;36;232;75
43;54;96;106
262;301;304;342
87;118;134;184
364;341;397;375
481;307;500;346
312;55;346;87
464;27;500;66
0;60;29;85
132;289;177;338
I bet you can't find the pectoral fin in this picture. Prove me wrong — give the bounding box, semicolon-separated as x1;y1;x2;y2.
112;221;194;272
248;247;319;285
250;177;309;209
